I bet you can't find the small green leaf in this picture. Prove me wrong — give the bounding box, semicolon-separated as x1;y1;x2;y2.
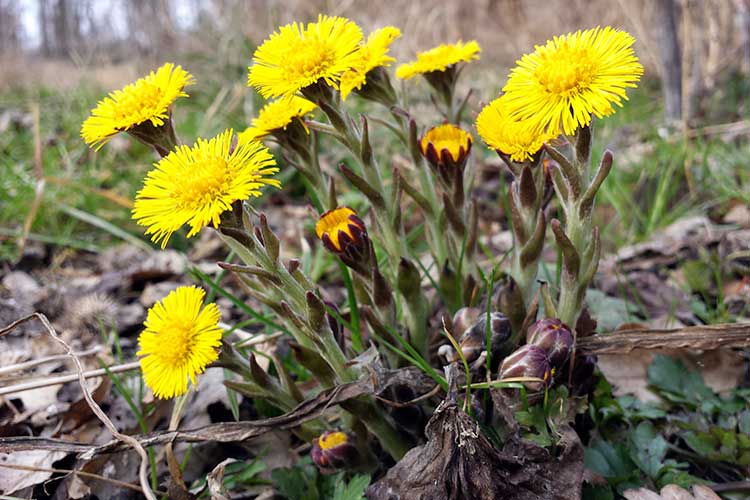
629;422;668;478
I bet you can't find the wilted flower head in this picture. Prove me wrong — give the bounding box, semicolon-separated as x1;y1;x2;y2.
499;344;551;391
137;286;222;399
238;96;317;144
248;15;363;99
396;40;481;80
476;95;559;163
81;62;193;151
502;27;643;135
340;26;401;101
311;431;358;470
526;318;574;368
132;129;279;248
315;207;372;275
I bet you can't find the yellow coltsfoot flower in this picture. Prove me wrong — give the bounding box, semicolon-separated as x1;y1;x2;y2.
502;27;643;135
419;123;473;188
81;62;193;151
137;286;223;399
248;15;363;99
315;206;372;275
339;26;401;102
132;129;279;248
238;96;317;144
476;95;559;163
395;40;480;80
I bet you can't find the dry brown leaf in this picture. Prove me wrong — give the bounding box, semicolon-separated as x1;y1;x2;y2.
0;450;67;494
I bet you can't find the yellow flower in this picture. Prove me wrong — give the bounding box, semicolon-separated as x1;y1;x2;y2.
502;27;643;135
315;206;366;253
81;63;193;149
137;286;222;399
132;129;279;248
248;15;363;99
238;96;317;143
340;26;401;100
395;40;481;80
419;123;473;168
476;95;559;162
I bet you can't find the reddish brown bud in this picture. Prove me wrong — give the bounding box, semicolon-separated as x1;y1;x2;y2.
498;344;551;391
526;318;574;368
311;431;358;471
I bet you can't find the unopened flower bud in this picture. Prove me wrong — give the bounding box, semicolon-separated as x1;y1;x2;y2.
499;344;551;391
311;431;358;471
419;123;472;187
526;318;573;368
315;207;372;276
452;307;481;336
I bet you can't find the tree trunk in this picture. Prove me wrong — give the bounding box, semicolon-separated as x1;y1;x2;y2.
652;0;682;122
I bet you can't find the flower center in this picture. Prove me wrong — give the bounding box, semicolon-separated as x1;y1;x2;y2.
172;157;231;209
114;81;164;126
319;431;348;450
535;44;596;95
284;39;335;81
157;320;195;365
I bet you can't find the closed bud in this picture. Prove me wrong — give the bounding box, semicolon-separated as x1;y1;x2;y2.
315;207;372;276
419;123;473;187
526;318;574;368
499;344;551;391
452;307;481;336
311;431;358;471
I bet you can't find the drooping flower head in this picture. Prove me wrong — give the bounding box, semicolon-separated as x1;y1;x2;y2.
138;286;223;399
502;27;643;135
248;15;363;99
81;63;193;150
238;96;317;144
340;26;402;101
315;207;372;275
133;129;279;248
395;40;481;80
476;95;559;163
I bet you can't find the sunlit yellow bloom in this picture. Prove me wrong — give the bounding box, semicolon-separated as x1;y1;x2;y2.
502;27;643;135
81;63;193;149
476;95;559;162
238;96;317;143
340;26;401;100
133;129;279;248
137;286;222;399
395;40;480;80
419;123;473;166
248;15;363;99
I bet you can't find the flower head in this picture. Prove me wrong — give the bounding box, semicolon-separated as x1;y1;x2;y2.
476;95;558;162
315;207;372;275
81;63;193;150
137;286;222;399
133;129;279;248
248;15;363;99
419;123;473;168
311;431;358;470
499;344;551;392
526;318;574;368
238;96;317;144
502;27;643;135
396;40;480;80
340;26;401;100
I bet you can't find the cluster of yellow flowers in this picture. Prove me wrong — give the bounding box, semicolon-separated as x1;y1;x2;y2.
80;14;642;400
